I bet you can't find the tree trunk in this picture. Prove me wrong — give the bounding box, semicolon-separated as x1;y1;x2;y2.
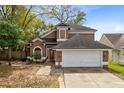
8;47;12;66
23;45;27;59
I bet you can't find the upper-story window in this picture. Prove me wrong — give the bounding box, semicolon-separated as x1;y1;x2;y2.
59;30;66;39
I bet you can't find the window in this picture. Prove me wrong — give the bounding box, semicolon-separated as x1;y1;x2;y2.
59;30;66;39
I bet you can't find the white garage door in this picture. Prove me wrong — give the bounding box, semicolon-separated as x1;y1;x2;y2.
62;50;102;67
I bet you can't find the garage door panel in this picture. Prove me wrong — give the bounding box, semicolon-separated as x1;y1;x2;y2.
62;50;101;67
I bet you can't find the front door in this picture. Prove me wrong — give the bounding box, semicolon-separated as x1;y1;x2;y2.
103;51;109;62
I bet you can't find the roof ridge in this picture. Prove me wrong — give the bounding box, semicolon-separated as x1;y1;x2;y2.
40;30;56;38
69;24;97;31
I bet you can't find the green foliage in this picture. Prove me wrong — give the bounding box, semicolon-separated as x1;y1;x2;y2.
13;6;55;38
0;20;25;48
0;5;56;61
108;60;124;80
33;52;41;60
12;6;45;39
0;5;53;42
69;11;86;24
108;60;124;73
47;23;55;30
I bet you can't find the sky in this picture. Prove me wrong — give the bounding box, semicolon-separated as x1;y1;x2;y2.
35;5;124;41
75;5;124;40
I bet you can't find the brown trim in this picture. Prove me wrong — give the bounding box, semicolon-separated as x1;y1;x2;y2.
103;51;109;62
55;51;62;62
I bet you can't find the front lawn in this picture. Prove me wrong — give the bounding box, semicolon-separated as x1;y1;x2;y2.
108;61;124;80
0;61;60;88
0;64;14;77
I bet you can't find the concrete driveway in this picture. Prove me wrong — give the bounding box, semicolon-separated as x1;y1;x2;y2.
63;68;124;88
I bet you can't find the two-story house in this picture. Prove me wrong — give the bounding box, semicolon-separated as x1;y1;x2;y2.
26;23;111;67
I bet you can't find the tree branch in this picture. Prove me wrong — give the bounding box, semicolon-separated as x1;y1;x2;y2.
23;13;43;30
0;6;6;18
22;5;32;28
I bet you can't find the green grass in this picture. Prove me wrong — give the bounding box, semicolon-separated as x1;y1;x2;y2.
108;62;124;73
108;60;124;80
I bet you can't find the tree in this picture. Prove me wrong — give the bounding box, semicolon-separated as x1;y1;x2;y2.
0;20;25;65
0;5;48;40
0;5;55;59
68;11;86;24
13;5;54;37
39;5;86;24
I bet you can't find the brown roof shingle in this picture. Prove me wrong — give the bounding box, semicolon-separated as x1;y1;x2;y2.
54;34;111;49
104;33;124;49
105;33;123;45
69;24;97;31
115;35;124;49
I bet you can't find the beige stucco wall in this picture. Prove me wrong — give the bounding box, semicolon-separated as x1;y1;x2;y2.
119;50;124;65
112;50;119;63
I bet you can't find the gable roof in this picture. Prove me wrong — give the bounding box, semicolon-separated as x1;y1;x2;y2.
104;33;124;49
40;30;55;38
32;38;43;42
54;34;111;49
40;23;97;39
104;33;123;45
56;23;97;31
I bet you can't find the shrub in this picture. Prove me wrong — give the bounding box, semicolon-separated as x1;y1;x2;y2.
33;52;41;62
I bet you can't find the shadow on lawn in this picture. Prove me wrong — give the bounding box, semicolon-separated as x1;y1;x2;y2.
63;67;110;73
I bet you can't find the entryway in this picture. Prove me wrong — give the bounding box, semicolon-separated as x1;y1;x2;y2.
33;46;42;61
103;51;109;65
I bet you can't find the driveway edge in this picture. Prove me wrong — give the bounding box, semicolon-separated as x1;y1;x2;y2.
58;69;66;88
